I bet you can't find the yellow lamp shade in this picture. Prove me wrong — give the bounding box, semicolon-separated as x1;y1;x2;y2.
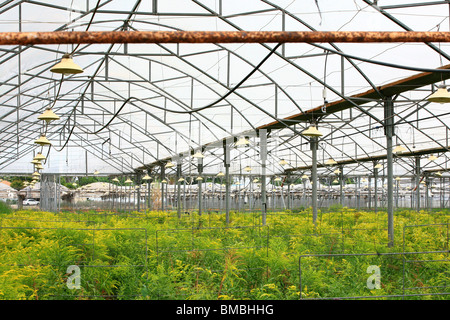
34;152;46;161
192;151;204;158
235;137;250;147
325;158;337;165
34;134;51;146
125;178;133;184
302;125;323;137
427;86;450;104
393;145;407;153
38;108;60;123
279;159;289;166
50;54;84;74
142;174;151;180
165;161;175;168
216;171;225;177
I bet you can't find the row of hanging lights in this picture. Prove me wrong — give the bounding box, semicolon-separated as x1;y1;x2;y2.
30;54;84;182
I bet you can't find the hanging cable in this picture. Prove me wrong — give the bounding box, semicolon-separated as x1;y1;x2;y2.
73;42;283;137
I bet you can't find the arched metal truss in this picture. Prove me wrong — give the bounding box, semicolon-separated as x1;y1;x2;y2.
1;0;450;187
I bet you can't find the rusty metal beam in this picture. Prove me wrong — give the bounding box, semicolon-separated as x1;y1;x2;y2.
285;146;450;173
2;31;450;46
258;63;450;130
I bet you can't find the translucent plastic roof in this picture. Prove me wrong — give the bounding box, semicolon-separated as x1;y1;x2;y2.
1;0;450;179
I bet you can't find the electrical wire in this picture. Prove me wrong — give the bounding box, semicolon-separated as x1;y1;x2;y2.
75;42;283;136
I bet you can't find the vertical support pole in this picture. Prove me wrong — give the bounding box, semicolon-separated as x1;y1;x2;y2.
177;162;182;218
161;164;165;211
311;136;318;226
260;129;268;226
287;172;291;210
385;96;395;247
415;156;420;211
374;167;378;213
224;139;231;224
339;165;344;206
136;172;141;212
198;157;203;216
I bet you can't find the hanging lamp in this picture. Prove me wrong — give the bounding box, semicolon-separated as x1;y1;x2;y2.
216;171;225;177
301;174;308;179
34;152;46;161
50;53;84;74
253;178;259;183
196;176;203;181
34;134;51;146
94;170;100;175
31;159;41;165
161;179;167;183
38;107;60;123
244;166;252;172
393;144;407;154
235;136;250;147
165;161;175;168
35;164;44;170
279;159;289;166
142;174;151;180
427;85;450;103
301;125;323;137
32;171;40;177
125;178;133;184
325;158;337;165
192;151;204;158
274;176;282;182
374;163;383;169
178;177;185;182
112;177;119;182
334;169;341;174
428;154;437;161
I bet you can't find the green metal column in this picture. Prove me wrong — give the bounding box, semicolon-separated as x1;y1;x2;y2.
311;137;318;225
260;129;268;226
385;96;395;247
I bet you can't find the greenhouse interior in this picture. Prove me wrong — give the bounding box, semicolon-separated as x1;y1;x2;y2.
0;0;449;301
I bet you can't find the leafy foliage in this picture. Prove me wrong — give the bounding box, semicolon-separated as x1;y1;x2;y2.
0;207;449;300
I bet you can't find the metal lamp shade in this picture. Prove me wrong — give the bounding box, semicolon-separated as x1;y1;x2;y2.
34;153;46;161
165;161;175;168
302;125;323;137
235;137;250;147
34;134;51;146
38;108;60;123
50;54;84;74
393;145;407;153
192;151;204;158
427;87;450;103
